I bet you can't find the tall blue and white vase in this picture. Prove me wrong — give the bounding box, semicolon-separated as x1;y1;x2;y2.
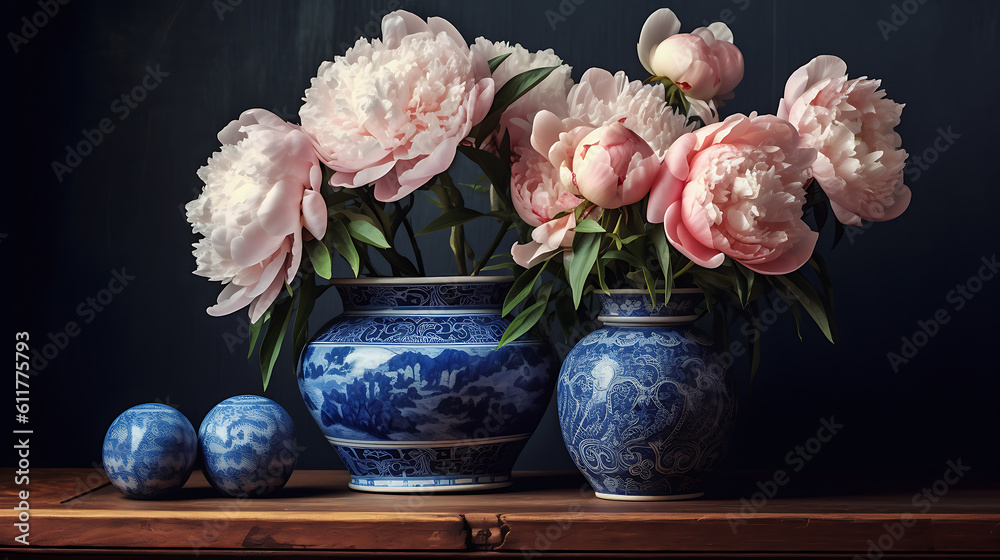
557;288;736;501
298;276;556;493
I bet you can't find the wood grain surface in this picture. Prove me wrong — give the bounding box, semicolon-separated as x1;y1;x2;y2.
1;468;998;558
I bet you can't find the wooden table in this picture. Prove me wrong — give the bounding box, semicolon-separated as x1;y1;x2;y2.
2;469;999;558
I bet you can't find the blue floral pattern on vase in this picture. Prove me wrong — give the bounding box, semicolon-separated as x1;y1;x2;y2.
298;277;556;493
199;395;297;497
102;403;197;499
557;289;735;500
597;289;703;320
336;280;508;311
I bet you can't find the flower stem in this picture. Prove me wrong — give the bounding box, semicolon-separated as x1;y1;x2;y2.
402;214;426;276
439;171;470;276
453;226;469;276
673;260;695;280
471;220;512;276
357;246;382;277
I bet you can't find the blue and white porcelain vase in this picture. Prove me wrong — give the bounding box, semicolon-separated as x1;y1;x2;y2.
557;288;736;501
297;276;556;493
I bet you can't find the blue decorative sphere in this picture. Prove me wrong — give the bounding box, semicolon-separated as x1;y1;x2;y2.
199;395;297;497
102;403;197;499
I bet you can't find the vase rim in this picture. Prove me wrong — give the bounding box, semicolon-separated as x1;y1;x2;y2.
330;275;515;286
604;287;702;295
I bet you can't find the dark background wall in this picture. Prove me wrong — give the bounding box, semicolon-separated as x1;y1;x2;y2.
4;0;998;496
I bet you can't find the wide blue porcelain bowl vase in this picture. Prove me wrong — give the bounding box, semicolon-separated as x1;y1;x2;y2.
298;276;556;493
557;288;735;500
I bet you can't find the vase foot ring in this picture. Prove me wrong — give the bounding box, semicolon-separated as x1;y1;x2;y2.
348;474;513;493
594;491;704;501
348;481;513;494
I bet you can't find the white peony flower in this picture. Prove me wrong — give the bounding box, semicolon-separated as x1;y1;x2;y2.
299;10;494;203
566;68;693;157
471;37;573;149
186;109;327;322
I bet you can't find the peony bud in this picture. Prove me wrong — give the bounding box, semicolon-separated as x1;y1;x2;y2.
638;9;744;101
568;122;662;209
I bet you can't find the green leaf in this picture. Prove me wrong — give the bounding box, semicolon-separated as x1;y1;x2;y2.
649;225;673;303
474;66;558;147
595;253;609;293
359;194;394;234
574;218;606;233
482;262;517;272
457;145;512;205
535;278;555;301
601;250;644;269
642;266;657;303
259;290;295;391
567;232;601;309
498;128;513;178
322;189;362;208
304;238;332;280
808;253;840;343
554;289;579;343
498;297;548;347
490;65;558;116
340;209;380;230
772;273;835;343
472;218;515;276
503;260;549;317
247;309;268;360
789;299;804;341
417;207;489;235
347;220;391;249
292;271;317;372
732;262;754;307
328;220;360;277
488;53;512;73
377;246;419;276
689;266;731;290
697;281;719;313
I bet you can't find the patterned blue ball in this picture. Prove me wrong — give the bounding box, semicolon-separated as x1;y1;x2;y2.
199;395;297;497
102;403;197;499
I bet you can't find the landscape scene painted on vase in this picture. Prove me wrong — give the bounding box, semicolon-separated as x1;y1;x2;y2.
299;343;553;442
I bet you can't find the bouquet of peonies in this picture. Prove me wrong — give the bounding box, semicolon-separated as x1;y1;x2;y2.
186;8;909;387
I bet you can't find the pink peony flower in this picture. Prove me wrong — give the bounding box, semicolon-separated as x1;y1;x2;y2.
186;109;327;322
565;121;665;209
778;55;910;226
299;10;494;203
511;146;582;229
647;113;818;275
509;146;583;268
511;213;579;269
509;68;688;268
637;8;744;101
470;38;573;150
